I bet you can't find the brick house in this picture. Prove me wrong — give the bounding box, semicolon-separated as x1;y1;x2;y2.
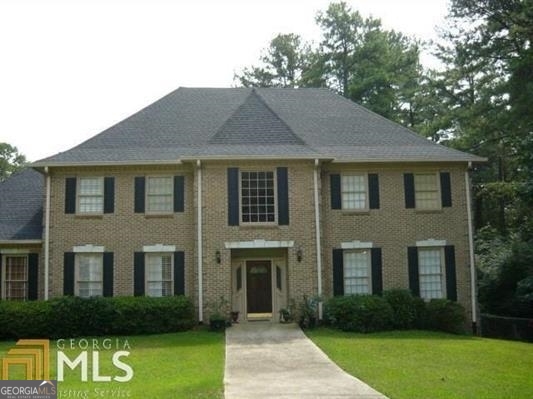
1;87;483;327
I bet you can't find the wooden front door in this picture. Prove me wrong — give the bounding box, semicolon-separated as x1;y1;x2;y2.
246;261;272;313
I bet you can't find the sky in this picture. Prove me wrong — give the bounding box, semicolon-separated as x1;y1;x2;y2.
0;0;449;162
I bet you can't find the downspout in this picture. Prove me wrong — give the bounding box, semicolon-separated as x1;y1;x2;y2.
44;167;51;300
196;160;204;323
465;162;477;334
313;159;323;319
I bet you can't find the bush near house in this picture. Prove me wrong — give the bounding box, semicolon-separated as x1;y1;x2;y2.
324;290;466;334
0;296;195;340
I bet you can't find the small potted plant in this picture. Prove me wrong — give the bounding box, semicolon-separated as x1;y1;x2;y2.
208;296;229;332
279;308;292;323
230;311;239;323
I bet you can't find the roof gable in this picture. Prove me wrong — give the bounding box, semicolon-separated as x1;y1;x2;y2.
209;90;304;145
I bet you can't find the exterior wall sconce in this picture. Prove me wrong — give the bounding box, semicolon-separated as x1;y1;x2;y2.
296;248;303;263
215;250;221;264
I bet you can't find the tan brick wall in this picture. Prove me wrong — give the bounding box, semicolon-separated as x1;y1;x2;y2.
321;162;473;321
199;160;318;318
44;160;473;323
47;165;195;298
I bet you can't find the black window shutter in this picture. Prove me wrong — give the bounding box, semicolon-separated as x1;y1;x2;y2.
227;168;240;226
330;174;341;210
440;172;452;208
444;245;457;301
103;252;114;297
134;177;146;213
404;173;415;209
368;174;380;209
133;252;145;296
332;249;344;296
407;247;419;296
173;176;185;212
27;253;39;300
371;248;383;295
277;167;289;225
174;251;185;295
65;177;77;214
104;177;115;214
64;252;75;296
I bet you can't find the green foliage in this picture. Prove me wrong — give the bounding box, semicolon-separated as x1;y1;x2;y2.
325;295;393;333
382;289;421;329
424;299;466;334
0;296;195;340
0;142;27;181
297;295;321;329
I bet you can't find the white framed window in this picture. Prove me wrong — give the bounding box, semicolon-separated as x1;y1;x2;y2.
146;176;173;214
146;253;173;297
240;171;276;223
418;248;444;299
2;255;28;300
341;174;367;210
414;173;440;210
78;177;104;214
76;254;103;298
343;250;371;294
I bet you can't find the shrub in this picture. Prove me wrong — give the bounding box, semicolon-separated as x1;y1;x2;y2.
325;295;393;333
382;289;420;329
0;296;195;340
425;299;466;334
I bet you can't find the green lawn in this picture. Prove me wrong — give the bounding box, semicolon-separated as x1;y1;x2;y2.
0;328;225;399
306;328;533;399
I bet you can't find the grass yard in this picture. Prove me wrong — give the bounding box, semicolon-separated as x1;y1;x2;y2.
307;328;533;399
0;328;225;399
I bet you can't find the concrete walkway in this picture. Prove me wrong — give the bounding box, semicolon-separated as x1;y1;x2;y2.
224;322;388;399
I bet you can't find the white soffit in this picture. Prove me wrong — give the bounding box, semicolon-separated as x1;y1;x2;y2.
225;239;295;249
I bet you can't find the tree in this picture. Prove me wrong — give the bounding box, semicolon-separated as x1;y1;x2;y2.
0;142;27;181
235;33;311;88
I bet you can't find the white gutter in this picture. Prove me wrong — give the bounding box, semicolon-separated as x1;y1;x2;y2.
0;240;42;245
465;162;477;333
44;167;51;300
313;159;323;319
196;160;204;323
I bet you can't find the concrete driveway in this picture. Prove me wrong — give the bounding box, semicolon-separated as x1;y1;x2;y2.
224;322;388;399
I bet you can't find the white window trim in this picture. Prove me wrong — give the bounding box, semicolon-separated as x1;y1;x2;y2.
73;244;105;253
239;169;277;225
1;254;28;300
343;249;372;295
341;240;373;249
416;239;447;247
224;240;294;249
77;176;104;215
414;172;442;211
74;253;103;298
145;175;174;215
341;173;369;211
143;244;176;253
145;252;174;297
417;247;446;300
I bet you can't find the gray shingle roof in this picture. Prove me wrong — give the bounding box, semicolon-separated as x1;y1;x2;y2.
0;169;43;241
34;87;484;165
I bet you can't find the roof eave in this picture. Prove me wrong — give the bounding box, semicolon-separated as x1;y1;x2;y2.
330;156;488;164
31;159;183;168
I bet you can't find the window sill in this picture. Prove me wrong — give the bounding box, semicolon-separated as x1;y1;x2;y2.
75;214;104;219
238;223;280;229
144;213;175;219
341;210;370;215
414;209;443;214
